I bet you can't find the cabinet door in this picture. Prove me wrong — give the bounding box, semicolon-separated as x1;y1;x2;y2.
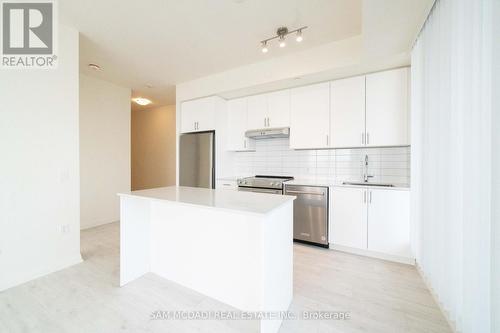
290;83;330;149
330;76;366;148
365;68;409;146
194;97;216;132
180;100;198;133
267;89;290;128
226;98;254;151
216;180;238;190
331;187;367;249
181;97;216;133
246;94;268;130
367;189;410;257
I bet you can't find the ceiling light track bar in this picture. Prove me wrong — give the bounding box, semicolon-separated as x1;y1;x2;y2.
260;26;308;44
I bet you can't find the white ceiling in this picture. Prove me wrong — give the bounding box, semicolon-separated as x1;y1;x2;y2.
60;0;362;109
61;0;434;111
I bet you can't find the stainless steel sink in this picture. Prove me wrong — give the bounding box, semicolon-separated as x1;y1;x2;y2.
342;181;395;187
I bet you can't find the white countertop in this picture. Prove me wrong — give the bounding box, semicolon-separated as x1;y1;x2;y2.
285;179;410;191
118;186;295;215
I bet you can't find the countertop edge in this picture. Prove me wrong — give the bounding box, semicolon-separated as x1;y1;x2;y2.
284;181;410;191
117;192;296;216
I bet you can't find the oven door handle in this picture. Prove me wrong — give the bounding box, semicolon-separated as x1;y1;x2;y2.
238;187;282;194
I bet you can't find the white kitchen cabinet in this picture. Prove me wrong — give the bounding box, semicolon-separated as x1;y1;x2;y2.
365;67;409;147
330;75;366;148
216;179;238;190
226;98;255;151
247;94;268;130
290;82;330;149
331;186;411;260
247;90;290;130
331;187;367;248
180;97;217;133
267;89;290;128
367;189;410;257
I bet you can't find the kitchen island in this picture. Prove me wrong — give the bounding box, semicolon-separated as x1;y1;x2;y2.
118;186;295;333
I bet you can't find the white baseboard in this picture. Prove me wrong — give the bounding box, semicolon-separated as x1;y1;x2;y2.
0;254;83;292
329;244;415;265
415;263;458;333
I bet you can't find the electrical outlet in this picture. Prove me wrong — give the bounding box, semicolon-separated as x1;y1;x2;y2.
61;224;70;234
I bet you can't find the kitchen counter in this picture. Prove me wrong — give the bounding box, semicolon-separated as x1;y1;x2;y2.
118;186;294;333
119;186;295;215
285;179;410;190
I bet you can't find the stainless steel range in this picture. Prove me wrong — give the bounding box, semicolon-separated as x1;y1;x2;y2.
237;175;294;194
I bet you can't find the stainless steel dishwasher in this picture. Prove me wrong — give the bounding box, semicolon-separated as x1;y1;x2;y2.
284;185;329;247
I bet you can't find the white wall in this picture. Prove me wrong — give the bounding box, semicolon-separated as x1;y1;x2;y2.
131;105;176;190
80;74;131;229
411;0;493;331
0;25;82;291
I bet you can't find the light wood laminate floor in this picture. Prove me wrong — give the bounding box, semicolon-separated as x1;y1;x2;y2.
0;222;451;332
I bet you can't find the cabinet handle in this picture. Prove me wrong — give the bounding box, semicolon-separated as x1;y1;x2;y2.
367;132;370;145
286;190;325;196
267;117;270;127
369;190;372;203
363;190;367;203
362;133;365;145
264;118;266;127
244;139;246;149
326;134;329;146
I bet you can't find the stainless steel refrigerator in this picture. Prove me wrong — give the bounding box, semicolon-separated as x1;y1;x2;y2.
179;131;215;189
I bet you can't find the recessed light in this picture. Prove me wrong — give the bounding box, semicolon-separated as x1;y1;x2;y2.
88;63;101;71
132;97;152;106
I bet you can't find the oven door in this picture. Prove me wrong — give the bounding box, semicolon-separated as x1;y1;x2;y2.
238;187;282;195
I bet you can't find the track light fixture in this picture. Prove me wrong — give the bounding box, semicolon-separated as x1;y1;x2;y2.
261;41;268;53
260;26;308;53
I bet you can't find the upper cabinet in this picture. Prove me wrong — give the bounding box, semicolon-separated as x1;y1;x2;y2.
220;67;410;149
290;82;330;149
365;68;409;147
181;96;217;133
266;90;290;128
226;98;255;151
247;90;290;130
330;75;366;148
247;94;268;130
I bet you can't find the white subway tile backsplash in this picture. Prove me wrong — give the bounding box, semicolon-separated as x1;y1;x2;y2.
233;138;410;186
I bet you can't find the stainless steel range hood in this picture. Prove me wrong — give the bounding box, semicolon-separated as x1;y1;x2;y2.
245;127;289;139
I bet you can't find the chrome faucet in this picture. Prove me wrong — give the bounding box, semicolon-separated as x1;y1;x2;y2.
364;154;374;182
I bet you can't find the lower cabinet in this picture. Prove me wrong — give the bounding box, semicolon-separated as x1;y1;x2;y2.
216;180;238;190
367;189;410;257
331;186;410;259
331;187;367;248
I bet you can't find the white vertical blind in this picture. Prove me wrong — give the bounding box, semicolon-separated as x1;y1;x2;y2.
492;1;500;331
411;0;493;332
